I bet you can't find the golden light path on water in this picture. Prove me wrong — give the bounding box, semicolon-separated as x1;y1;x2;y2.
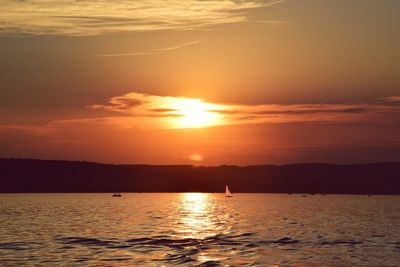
176;193;232;264
178;193;222;239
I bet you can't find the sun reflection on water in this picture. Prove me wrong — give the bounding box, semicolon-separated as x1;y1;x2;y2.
182;192;206;212
177;193;217;239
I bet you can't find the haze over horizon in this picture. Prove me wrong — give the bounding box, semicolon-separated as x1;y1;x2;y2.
1;0;400;165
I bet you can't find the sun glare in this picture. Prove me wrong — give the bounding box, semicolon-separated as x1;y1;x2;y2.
169;98;223;129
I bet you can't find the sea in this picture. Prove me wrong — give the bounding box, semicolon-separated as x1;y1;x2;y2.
0;193;399;267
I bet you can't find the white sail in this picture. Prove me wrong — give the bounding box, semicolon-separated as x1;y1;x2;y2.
225;185;233;197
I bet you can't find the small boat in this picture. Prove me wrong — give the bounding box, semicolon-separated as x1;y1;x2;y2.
225;185;233;197
112;192;122;197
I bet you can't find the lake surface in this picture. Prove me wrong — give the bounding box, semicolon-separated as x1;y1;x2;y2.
0;193;399;266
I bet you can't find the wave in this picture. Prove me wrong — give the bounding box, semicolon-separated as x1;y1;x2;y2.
55;234;389;251
0;241;41;251
1;235;397;266
319;239;363;245
52;233;385;265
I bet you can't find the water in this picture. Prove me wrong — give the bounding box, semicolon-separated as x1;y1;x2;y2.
0;193;399;266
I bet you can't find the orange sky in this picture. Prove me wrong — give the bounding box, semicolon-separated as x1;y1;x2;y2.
0;0;399;165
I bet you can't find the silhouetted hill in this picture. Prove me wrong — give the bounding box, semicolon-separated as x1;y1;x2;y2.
0;158;399;194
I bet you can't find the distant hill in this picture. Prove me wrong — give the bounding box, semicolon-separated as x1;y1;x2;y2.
0;158;399;194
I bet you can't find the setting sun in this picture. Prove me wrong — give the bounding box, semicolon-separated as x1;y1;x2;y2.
168;98;224;129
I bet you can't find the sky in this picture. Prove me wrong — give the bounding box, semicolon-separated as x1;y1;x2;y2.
0;0;399;165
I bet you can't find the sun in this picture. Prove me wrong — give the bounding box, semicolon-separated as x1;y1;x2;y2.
169;98;223;128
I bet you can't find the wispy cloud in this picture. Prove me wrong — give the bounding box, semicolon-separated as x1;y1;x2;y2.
97;40;200;57
1;91;400;164
2;93;400;136
0;0;282;36
88;92;400;127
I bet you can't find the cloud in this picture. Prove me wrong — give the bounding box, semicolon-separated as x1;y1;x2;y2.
4;92;398;135
2;92;400;138
0;0;282;36
2;91;400;164
97;40;200;57
375;96;400;106
88;92;400;127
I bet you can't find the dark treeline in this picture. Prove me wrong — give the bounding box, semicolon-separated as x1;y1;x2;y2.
0;158;399;194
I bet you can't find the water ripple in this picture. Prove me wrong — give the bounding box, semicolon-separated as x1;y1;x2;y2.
1;193;399;266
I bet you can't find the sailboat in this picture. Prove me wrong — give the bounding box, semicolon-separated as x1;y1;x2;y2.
225;185;233;197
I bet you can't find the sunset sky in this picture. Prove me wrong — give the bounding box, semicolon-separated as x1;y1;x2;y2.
1;0;399;165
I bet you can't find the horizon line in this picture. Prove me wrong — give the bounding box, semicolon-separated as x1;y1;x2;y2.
2;157;399;168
